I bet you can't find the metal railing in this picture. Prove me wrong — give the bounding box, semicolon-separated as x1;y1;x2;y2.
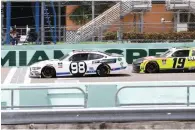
115;85;195;107
2;23;195;44
2;26;71;44
1;86;88;109
166;0;195;11
187;0;195;12
76;0;151;42
2;82;195;124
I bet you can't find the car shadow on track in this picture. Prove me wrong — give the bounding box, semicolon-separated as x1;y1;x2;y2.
57;74;131;79
132;70;195;74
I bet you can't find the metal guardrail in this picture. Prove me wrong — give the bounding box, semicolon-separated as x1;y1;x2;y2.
2;107;195;125
115;85;195;107
2;82;195;124
1;86;88;109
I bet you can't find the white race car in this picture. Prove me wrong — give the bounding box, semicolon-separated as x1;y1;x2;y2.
29;50;128;78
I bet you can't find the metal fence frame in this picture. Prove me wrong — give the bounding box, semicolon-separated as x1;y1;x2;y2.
115;85;195;107
1;86;88;109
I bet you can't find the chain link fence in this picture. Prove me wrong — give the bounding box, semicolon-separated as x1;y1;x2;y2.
2;11;195;44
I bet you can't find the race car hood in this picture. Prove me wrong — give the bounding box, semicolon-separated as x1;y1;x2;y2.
133;56;161;64
144;56;157;60
31;59;60;67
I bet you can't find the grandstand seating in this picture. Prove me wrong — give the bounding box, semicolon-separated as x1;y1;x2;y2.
75;0;152;42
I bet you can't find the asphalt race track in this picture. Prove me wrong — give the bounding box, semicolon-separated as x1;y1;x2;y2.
1;65;195;84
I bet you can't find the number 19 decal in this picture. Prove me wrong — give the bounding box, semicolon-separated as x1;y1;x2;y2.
70;62;87;75
173;58;186;68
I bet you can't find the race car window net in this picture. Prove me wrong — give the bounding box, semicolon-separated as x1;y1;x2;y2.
88;54;104;60
192;50;195;56
59;54;69;61
172;50;190;57
69;53;89;62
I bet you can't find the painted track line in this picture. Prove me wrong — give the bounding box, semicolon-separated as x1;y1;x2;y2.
3;67;17;84
24;67;31;83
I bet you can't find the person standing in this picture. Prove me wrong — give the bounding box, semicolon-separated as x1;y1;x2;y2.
10;27;18;45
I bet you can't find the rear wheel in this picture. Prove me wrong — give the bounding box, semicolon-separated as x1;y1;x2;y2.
145;62;159;73
41;66;56;78
96;64;110;77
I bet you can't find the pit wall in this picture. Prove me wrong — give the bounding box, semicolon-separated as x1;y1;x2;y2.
1;43;195;67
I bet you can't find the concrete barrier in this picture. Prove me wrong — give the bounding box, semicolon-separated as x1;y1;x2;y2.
1;81;195;109
2;43;195;67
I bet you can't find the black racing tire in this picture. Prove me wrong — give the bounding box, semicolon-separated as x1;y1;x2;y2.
96;64;110;77
145;61;159;73
41;66;56;78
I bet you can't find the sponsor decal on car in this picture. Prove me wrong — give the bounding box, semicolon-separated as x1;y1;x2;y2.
89;67;94;71
162;59;167;65
92;59;117;64
188;57;195;61
58;62;63;68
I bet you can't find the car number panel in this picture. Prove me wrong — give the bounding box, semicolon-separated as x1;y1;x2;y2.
69;61;87;76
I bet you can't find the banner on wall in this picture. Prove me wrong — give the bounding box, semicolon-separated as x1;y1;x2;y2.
1;48;168;67
1;43;194;67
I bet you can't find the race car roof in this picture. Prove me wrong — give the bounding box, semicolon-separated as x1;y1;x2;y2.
72;50;99;53
71;50;107;55
71;50;117;57
171;47;194;50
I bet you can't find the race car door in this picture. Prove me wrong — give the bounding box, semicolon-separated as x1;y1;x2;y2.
56;54;72;77
170;49;190;70
188;49;195;70
86;53;105;74
68;53;89;76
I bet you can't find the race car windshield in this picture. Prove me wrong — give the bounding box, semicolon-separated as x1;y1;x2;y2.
159;50;173;57
59;54;69;60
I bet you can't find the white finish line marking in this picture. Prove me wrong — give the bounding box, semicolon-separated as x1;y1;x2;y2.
3;67;17;84
24;67;31;83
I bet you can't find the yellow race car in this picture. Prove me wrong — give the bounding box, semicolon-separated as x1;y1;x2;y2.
132;47;195;73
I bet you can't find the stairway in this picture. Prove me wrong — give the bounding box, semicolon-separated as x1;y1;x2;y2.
75;0;152;42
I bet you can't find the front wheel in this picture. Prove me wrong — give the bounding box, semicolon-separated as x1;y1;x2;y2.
41;66;56;78
145;62;159;73
96;64;110;77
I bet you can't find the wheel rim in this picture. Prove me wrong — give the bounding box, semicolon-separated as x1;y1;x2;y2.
43;68;53;78
98;67;108;76
147;63;157;73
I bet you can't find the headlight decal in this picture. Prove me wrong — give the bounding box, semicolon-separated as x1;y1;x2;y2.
31;67;41;70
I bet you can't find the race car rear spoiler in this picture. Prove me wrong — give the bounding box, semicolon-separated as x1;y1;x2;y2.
111;53;124;57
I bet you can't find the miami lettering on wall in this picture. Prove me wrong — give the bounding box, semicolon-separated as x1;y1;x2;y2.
1;49;168;67
1;43;194;67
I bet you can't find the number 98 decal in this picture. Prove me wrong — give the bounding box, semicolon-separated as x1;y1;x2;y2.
69;62;87;76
